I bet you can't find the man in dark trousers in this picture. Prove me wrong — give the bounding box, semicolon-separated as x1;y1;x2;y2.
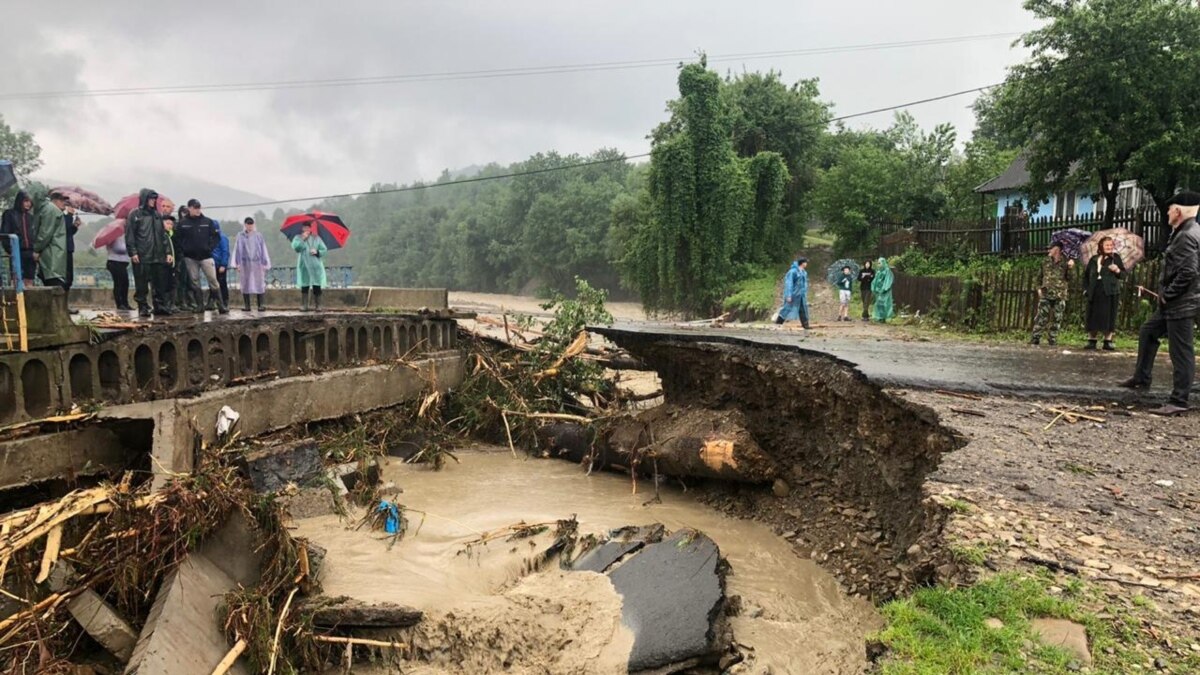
177;199;227;313
1120;191;1200;415
62;201;81;313
126;189;173;318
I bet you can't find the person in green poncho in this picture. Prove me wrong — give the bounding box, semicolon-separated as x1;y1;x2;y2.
292;222;328;311
871;257;895;322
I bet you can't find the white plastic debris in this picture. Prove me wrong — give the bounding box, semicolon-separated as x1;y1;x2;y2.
1153;480;1175;488
216;406;241;436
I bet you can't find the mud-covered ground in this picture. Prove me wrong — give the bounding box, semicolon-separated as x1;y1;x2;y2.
900;390;1200;643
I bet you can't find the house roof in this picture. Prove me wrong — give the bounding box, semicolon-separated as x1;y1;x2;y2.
974;155;1031;194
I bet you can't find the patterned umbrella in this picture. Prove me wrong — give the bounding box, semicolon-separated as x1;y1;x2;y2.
1081;229;1145;269
1049;228;1092;260
280;211;351;250
825;258;861;286
49;185;114;215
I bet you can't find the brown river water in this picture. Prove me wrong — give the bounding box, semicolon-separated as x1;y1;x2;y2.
294;447;880;674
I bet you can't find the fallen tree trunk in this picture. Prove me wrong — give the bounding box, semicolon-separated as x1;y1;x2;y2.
303;597;423;629
536;405;778;483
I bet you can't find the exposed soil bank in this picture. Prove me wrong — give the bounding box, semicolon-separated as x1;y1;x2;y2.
594;331;964;600
294;449;880;673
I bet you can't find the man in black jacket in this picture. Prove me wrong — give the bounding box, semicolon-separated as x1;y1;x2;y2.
126;189;173;318
177;198;227;313
0;190;36;284
1121;191;1200;415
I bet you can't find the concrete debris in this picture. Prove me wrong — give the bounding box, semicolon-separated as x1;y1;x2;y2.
570;524;665;573
242;441;324;493
1030;618;1092;665
48;564;137;662
604;529;727;672
327;459;381;495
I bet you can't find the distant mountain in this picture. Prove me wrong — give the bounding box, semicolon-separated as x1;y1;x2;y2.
33;168;275;215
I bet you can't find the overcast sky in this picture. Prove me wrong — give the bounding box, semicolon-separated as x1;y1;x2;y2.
3;0;1037;214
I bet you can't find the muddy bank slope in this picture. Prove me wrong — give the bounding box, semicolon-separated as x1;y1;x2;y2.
596;329;965;599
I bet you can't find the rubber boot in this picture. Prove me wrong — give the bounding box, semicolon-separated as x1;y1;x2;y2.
257;294;266;312
313;289;322;311
301;288;310;312
213;290;228;314
1084;339;1097;350
242;294;252;311
1103;340;1116;351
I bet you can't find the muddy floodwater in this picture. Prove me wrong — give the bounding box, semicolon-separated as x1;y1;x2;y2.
295;448;881;673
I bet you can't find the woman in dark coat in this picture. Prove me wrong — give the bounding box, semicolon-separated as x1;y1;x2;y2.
1083;236;1124;351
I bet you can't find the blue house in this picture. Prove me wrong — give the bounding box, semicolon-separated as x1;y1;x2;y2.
974;156;1102;219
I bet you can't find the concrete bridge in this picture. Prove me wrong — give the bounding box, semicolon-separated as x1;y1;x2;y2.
1;286;466;495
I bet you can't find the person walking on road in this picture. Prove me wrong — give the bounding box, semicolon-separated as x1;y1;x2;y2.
871;257;895;322
33;190;69;291
126;189;173;317
1;191;37;284
1030;243;1074;346
1120;191;1200;415
858;260;875;322
774;254;810;329
1082;236;1124;351
233;217;270;311
293;222;327;311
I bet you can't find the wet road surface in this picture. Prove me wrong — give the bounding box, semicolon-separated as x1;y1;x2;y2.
598;321;1186;401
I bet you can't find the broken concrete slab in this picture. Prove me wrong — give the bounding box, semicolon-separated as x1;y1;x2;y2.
242;441;324;493
124;514;261;675
303;596;423;629
327;459;380;495
48;563;138;663
1031;618;1092;665
571;524;666;574
606;530;725;672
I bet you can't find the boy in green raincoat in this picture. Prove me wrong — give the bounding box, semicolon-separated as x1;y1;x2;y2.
292;222;327;311
871;257;895;322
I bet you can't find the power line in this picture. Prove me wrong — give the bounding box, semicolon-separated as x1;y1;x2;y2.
0;32;1019;101
206;83;1001;210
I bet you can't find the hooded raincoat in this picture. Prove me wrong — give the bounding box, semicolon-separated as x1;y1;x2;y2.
33;198;67;281
126;189;171;264
870;257;895;322
777;260;809;321
293;233;328;288
1;190;36;278
233;228;271;294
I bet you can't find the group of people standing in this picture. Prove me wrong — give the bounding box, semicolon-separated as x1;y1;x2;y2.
775;255;896;327
2;187;329;319
1028;238;1126;350
2;189;82;300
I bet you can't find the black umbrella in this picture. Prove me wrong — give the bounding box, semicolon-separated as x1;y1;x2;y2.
0;161;15;194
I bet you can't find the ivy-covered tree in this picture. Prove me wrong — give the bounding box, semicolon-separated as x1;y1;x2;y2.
627;60;790;315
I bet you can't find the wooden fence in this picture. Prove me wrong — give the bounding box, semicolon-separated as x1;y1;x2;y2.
894;259;1162;333
909;209;1170;258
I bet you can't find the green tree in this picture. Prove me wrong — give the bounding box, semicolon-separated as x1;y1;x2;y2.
0;115;42;183
629;61;770;315
990;0;1200;224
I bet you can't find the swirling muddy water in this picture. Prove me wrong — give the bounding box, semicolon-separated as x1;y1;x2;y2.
294;448;881;673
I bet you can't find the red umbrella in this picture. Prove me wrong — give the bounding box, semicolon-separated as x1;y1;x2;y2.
280;211;350;250
50;185;114;215
92;219;126;248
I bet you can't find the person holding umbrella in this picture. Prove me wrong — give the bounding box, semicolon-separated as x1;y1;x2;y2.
233;217;271;312
293;222;327;311
1082;236;1124;351
1120;191;1200;415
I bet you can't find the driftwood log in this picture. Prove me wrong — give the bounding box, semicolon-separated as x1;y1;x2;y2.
302;597;423;629
536;405;778;483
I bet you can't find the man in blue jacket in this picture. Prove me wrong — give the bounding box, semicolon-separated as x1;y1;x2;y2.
209;221;231;310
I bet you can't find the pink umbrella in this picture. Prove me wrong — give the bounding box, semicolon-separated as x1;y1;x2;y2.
114;192;174;219
92;219;126;249
50;185;114;215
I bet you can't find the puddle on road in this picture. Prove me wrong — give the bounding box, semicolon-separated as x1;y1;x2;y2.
295;448;881;673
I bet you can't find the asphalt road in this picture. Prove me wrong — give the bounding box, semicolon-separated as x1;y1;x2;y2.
598;321;1187;402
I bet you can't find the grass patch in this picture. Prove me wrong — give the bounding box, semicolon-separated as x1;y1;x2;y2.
875;572;1200;674
722;267;778;317
893;319;1146;351
949;543;991;566
944;498;973;514
806;227;837;248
